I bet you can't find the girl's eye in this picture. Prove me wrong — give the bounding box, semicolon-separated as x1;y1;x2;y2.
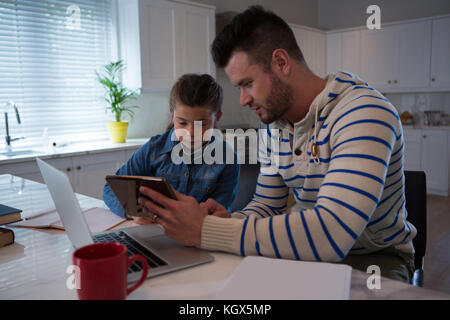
178;122;186;126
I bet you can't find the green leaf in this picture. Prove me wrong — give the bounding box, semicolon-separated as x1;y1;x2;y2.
96;60;140;120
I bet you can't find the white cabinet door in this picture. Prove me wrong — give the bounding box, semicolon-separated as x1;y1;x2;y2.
175;3;215;78
394;21;431;89
72;151;126;200
430;17;450;88
341;30;361;76
119;0;216;92
421;129;449;195
45;158;75;188
0;160;43;184
292;26;326;78
403;128;422;171
360;27;396;90
139;0;177;91
326;32;341;75
309;30;326;78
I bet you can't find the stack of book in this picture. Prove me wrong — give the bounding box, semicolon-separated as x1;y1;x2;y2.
0;203;22;248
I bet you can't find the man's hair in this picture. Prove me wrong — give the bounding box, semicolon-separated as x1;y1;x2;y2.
211;5;304;71
169;73;223;113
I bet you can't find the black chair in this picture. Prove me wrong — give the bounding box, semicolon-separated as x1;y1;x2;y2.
231;163;260;212
404;170;427;287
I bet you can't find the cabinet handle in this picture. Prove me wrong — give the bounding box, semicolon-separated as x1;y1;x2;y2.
431;78;435;82
423;135;427;139
388;80;392;84
76;166;81;170
66;168;71;172
393;80;397;84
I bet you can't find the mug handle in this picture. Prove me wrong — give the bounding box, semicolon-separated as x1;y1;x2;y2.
126;254;149;296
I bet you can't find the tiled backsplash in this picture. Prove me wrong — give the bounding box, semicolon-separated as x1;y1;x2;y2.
385;92;450;127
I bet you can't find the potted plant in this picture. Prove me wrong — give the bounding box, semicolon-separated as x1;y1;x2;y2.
96;60;140;143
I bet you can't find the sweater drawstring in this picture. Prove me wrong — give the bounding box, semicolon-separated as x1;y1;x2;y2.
311;106;321;164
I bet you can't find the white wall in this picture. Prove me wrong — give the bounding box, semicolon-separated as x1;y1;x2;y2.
317;0;450;30
216;69;261;129
192;0;319;28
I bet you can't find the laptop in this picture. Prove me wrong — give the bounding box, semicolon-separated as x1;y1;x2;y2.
36;158;214;283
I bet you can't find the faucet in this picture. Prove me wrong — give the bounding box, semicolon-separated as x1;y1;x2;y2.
4;101;25;152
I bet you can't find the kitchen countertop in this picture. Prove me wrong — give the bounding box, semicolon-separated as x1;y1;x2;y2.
0;138;148;165
403;125;450;131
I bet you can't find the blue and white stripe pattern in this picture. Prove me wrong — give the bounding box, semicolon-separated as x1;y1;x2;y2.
201;71;417;262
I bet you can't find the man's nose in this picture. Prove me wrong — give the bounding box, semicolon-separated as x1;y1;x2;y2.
240;90;252;107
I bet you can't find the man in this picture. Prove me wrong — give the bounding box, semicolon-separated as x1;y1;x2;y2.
139;6;416;283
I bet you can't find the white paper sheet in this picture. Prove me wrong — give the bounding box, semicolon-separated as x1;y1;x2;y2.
212;256;352;300
12;207;125;233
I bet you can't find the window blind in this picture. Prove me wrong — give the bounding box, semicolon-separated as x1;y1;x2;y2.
0;0;115;149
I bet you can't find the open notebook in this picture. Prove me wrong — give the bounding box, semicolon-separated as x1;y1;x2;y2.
11;207;126;233
213;256;352;300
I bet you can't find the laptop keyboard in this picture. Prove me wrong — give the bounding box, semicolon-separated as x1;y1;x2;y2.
93;231;168;274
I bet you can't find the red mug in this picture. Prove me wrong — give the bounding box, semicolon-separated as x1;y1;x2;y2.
72;242;148;300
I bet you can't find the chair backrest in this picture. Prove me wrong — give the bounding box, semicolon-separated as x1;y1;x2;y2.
403;170;427;270
231;163;260;212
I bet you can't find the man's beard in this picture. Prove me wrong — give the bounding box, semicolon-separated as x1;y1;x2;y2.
257;73;293;124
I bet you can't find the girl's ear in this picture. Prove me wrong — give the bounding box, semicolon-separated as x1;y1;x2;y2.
170;108;174;117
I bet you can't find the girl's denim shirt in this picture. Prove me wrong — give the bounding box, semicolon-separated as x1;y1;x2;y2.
103;128;240;218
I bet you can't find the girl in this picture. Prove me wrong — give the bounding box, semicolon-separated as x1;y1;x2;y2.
103;74;240;223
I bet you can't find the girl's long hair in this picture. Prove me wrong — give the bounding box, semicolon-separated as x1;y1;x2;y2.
166;74;223;131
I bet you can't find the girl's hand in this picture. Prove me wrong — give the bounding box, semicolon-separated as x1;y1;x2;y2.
200;198;231;218
132;216;153;225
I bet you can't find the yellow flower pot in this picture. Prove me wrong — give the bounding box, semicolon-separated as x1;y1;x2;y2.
107;121;129;143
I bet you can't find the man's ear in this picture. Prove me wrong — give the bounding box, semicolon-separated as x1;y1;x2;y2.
271;49;291;76
215;111;223;122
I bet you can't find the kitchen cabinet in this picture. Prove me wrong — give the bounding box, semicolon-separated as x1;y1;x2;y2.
325;32;341;75
394;21;432;89
420;129;449;196
360;20;431;91
430;17;450;88
403;128;422;171
118;0;215;92
403;128;449;196
0;148;141;200
341;30;361;76
291;25;326;78
326;30;361;76
326;15;450;92
359;27;396;90
71;153;128;200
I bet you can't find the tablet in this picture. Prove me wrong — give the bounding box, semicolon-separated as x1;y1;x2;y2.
105;175;176;219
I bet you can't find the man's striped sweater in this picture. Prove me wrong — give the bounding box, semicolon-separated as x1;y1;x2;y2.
200;71;417;262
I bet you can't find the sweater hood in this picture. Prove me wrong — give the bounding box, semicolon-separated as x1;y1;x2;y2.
297;71;371;162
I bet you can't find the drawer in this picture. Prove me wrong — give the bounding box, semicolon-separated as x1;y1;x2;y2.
402;128;422;143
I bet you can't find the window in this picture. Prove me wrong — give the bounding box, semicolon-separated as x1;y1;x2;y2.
0;0;116;149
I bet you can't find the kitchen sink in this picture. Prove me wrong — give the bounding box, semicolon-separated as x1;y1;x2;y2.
0;149;37;157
